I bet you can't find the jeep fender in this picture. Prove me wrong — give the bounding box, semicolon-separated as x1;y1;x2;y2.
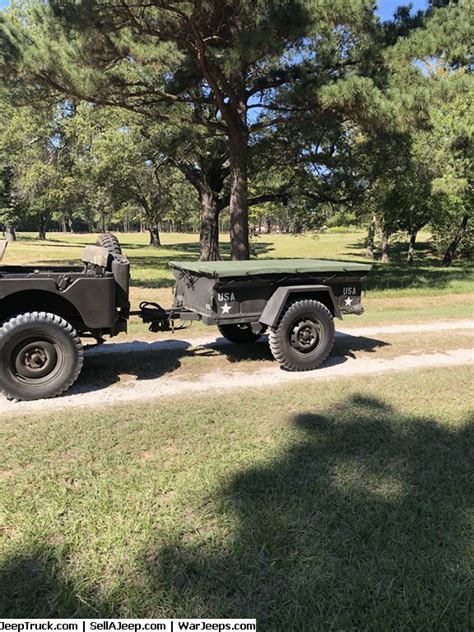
259;285;341;328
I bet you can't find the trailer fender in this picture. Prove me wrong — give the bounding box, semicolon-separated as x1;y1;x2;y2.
259;285;342;328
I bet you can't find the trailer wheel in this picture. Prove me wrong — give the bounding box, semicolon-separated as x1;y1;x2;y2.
218;323;264;344
269;299;335;371
0;312;84;401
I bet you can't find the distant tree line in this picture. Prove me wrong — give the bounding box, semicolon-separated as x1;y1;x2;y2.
0;0;471;264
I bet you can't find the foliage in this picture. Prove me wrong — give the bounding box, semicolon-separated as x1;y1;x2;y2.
0;0;429;258
0;0;471;262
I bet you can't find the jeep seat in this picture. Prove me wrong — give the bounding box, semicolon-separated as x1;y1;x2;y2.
81;245;110;269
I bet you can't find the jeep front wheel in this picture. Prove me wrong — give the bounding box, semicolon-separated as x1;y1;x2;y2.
0;312;84;401
268;299;335;371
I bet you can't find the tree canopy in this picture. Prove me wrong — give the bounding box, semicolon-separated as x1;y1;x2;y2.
0;0;471;263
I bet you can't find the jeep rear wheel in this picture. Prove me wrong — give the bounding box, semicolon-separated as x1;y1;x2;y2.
0;312;84;401
269;299;335;371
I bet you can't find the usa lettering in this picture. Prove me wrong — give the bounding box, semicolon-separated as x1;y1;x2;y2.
218;292;235;302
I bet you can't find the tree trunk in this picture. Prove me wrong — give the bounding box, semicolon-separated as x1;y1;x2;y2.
148;225;161;248
443;215;469;266
407;228;417;265
381;229;390;263
60;216;70;233
4;225;16;242
38;215;48;241
366;216;376;259
101;212;110;234
229;132;250;260
199;188;220;261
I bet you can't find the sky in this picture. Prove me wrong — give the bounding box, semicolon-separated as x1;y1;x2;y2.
0;0;430;17
377;0;429;20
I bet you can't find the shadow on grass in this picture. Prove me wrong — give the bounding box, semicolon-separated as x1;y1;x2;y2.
142;396;474;628
70;332;389;396
364;261;472;293
347;236;442;262
1;395;472;626
0;549;102;618
346;238;473;293
161;241;275;258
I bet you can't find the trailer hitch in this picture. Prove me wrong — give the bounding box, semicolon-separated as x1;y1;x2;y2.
137;301;196;333
138;301;171;331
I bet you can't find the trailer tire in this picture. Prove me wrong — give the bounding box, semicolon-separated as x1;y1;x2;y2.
218;323;264;344
269;299;335;371
0;312;84;401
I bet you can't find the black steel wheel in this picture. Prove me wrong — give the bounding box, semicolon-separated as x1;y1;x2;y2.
269;299;335;371
0;312;84;401
218;323;264;344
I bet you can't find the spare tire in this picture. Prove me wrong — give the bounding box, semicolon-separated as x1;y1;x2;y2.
96;232;122;257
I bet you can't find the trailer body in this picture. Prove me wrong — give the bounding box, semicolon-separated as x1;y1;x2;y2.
170;259;371;326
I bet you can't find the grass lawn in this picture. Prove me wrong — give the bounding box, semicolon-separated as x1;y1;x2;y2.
2;230;473;335
1;366;473;628
1;229;473;627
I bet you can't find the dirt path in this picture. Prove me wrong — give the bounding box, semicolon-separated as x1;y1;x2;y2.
2;320;473;417
87;319;474;357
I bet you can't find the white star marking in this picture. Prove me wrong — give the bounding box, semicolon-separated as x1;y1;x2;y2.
344;297;353;306
221;302;232;314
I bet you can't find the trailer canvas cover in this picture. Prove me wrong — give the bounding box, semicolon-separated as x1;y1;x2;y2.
169;259;372;278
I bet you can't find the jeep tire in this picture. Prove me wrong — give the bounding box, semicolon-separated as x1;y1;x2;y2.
96;232;122;257
0;312;84;401
96;233;123;271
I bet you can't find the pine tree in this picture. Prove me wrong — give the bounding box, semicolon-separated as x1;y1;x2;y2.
0;0;403;259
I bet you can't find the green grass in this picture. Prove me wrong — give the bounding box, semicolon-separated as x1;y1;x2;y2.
1;367;473;627
2;229;473;625
4;230;474;298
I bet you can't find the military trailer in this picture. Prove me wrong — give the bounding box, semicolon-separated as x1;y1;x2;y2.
0;234;371;401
